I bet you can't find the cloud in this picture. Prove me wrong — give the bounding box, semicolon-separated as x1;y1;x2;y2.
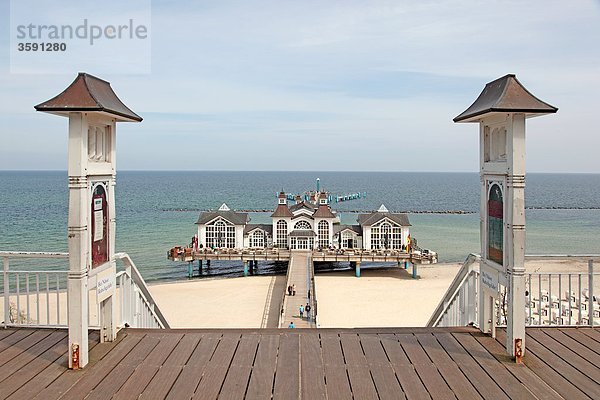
1;0;599;172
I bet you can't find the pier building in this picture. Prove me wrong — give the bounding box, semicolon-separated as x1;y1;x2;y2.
195;192;412;251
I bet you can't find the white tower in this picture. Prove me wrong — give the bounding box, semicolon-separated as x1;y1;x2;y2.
454;74;556;361
36;73;142;368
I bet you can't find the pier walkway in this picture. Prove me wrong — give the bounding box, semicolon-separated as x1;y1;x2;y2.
280;251;316;328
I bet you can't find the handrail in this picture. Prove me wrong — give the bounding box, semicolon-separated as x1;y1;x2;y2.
260;276;276;328
115;252;170;329
278;253;294;328
0;251;69;259
427;253;480;327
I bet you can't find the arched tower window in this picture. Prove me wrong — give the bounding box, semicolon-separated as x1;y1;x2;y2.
318;220;329;248
276;220;288;248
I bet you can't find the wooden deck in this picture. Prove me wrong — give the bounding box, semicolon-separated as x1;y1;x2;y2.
0;326;598;399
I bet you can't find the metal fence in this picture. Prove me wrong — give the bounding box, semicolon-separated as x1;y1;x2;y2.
1;251;169;330
428;254;599;328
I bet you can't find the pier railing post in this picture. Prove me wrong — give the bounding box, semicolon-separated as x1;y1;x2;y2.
589;260;594;327
3;257;9;327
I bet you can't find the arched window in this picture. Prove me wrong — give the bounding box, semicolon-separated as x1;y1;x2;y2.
277;220;288;248
488;183;503;265
250;230;265;248
318;220;329;248
206;218;236;248
294;220;312;230
371;220;402;249
341;231;357;249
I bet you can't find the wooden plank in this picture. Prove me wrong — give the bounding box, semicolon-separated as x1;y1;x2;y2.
0;329;35;355
379;334;430;400
246;334;279;400
139;366;184;400
340;333;367;366
193;333;241;400
346;365;379;400
6;331;101;400
112;333;183;400
321;333;345;366
0;329;52;367
496;329;589;400
452;332;535;400
320;333;352;400
545;329;600;366
397;334;455;400
219;334;260;400
369;363;406;400
138;333;201;400
360;334;405;400
51;332;144;400
472;333;562;400
340;333;379;399
416;333;481;400
579;328;600;343
526;329;600;395
435;332;512;400
300;333;326;400
0;330;66;384
0;330;19;342
0;330;67;398
559;328;600;356
360;334;390;365
84;334;161;400
165;333;220;400
273;333;299;400
323;364;353;400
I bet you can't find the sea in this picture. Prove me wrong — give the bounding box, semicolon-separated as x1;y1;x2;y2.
1;171;599;283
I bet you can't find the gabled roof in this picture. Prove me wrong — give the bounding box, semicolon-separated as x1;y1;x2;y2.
290;201;317;213
333;225;362;235
358;212;411;227
454;74;557;123
313;204;335;219
35;73;142;122
196;210;248;225
271;204;293;218
243;224;273;235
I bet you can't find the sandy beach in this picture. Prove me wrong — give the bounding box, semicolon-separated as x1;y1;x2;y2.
2;259;593;329
145;259;594;328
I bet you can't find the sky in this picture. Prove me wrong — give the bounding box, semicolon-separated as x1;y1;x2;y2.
1;0;599;172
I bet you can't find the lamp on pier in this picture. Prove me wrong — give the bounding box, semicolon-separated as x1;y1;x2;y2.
454;74;557;361
35;73;142;368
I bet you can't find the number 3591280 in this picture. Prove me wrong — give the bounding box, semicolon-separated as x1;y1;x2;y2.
17;43;67;51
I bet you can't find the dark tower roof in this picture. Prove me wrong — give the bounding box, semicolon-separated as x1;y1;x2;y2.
454;74;557;123
35;72;142;122
313;204;335;219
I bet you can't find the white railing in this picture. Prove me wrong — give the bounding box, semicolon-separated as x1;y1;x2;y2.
1;251;73;328
427;253;480;327
115;253;170;329
1;251;168;330
428;254;599;328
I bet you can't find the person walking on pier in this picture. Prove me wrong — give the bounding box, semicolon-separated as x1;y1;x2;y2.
305;303;311;321
299;305;304;319
292;284;296;296
288;321;295;329
287;285;292;296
